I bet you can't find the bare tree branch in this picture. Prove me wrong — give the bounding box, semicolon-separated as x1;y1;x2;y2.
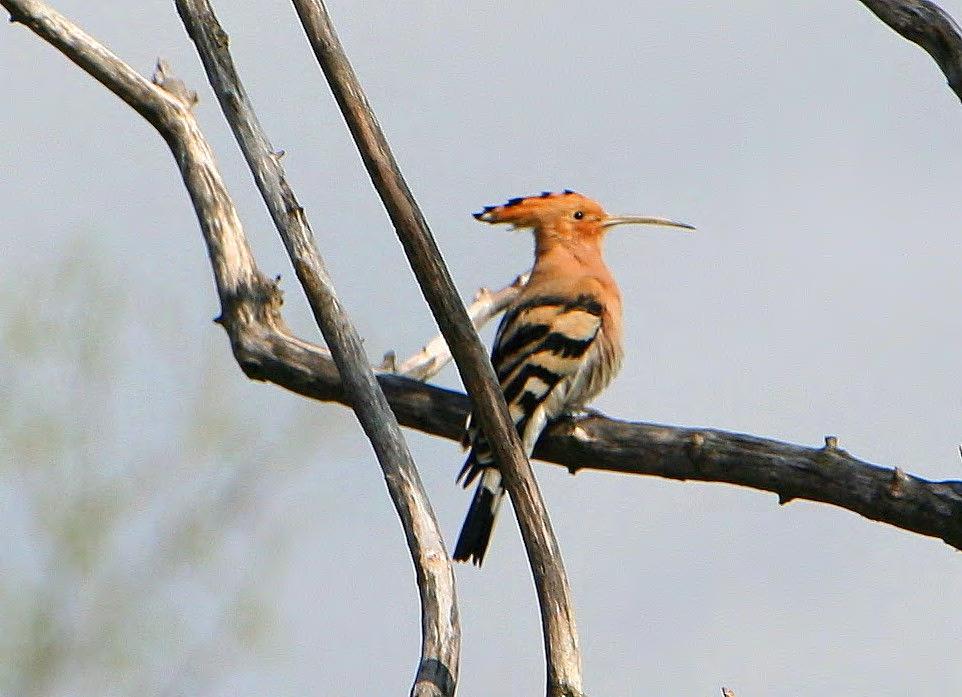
3;2;459;694
170;3;459;695
289;2;584;695
153;326;962;553
858;0;962;101
7;3;962;695
391;272;530;381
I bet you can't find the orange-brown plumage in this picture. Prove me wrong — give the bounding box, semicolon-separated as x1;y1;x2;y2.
454;190;692;564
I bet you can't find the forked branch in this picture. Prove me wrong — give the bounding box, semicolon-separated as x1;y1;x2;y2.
3;1;459;695
7;2;962;696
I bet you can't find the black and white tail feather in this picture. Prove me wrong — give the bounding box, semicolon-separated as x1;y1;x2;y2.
452;293;609;564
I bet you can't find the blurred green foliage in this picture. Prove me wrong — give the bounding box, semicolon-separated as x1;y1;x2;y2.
0;242;331;697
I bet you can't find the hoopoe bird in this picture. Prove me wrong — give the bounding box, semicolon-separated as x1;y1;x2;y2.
453;190;693;565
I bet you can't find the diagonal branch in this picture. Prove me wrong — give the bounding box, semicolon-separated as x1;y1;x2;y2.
2;1;458;694
858;0;962;102
289;2;584;695
8;0;959;572
8;4;962;696
171;3;459;695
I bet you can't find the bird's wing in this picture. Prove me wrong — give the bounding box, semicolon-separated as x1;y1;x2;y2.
458;292;604;485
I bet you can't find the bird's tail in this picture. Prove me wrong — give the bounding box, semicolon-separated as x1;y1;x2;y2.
453;467;505;565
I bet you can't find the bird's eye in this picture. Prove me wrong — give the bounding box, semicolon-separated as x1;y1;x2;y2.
573;211;584;220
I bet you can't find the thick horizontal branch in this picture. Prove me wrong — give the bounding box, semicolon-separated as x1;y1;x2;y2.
229;326;962;552
858;0;962;102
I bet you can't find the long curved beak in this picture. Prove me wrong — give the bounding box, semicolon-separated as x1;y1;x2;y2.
601;215;695;231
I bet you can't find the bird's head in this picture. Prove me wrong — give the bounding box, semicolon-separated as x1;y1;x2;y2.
473;190;693;243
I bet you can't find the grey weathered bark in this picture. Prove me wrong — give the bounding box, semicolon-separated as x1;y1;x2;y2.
170;2;459;695
2;2;458;695
176;325;962;552
289;2;584;695
380;279;962;553
858;0;962;102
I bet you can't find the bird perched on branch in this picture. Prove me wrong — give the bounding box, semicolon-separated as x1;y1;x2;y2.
454;190;694;565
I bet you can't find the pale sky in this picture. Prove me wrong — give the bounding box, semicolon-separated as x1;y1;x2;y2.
3;2;962;696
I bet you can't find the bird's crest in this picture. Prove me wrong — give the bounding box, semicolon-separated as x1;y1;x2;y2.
473;190;604;229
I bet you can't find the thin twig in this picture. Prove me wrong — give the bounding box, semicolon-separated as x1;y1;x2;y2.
289;2;585;696
858;0;962;102
393;272;530;381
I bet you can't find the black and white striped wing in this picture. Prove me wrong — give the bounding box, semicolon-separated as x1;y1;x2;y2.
458;293;604;485
452;293;605;564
